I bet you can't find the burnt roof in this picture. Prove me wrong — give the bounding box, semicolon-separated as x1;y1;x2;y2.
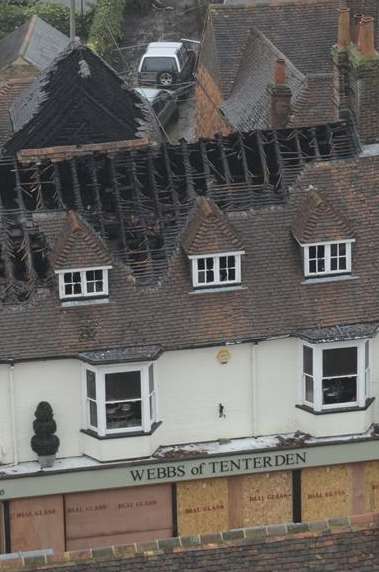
0;77;34;148
0;15;70;73
3;42;151;154
0;121;369;361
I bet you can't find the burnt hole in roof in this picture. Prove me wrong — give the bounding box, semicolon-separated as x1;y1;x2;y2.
262;136;280;190
315;125;331;157
55;161;76;209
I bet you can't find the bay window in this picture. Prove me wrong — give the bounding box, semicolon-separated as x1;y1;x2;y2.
83;363;158;436
302;340;370;411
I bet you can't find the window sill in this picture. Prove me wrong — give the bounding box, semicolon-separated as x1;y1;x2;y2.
296;397;375;415
302;275;359;285
81;421;162;440
61;297;109;307
190;285;247;294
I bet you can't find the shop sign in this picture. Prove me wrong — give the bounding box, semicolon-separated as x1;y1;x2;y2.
1;440;379;500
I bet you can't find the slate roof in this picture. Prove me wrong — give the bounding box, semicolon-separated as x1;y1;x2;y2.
0;77;34;147
199;1;379;130
292;190;354;243
0;121;367;361
3;42;152;154
7;514;379;571
0;15;70;73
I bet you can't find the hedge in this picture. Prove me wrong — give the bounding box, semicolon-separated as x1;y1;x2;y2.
0;2;93;42
87;0;126;56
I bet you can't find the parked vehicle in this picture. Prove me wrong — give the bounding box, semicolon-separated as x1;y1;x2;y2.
135;87;179;128
137;41;197;87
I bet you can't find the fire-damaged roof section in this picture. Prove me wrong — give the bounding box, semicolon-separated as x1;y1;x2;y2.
3;42;149;154
0;77;34;148
52;210;113;270
0;15;70;73
292;189;354;244
182;197;243;255
0;122;368;361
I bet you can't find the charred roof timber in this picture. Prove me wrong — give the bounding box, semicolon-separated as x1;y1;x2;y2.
0;122;358;302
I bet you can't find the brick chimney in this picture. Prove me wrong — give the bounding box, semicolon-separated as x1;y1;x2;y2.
332;10;379;144
269;59;292;129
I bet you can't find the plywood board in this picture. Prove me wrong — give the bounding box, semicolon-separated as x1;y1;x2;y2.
176;478;229;536
302;464;353;521
65;484;173;549
229;471;292;528
10;495;65;553
363;461;379;513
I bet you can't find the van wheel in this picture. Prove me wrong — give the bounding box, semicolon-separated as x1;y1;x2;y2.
158;72;175;86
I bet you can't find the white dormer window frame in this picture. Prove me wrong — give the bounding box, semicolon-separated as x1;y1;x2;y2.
190;251;244;288
303;240;354;278
56;266;112;299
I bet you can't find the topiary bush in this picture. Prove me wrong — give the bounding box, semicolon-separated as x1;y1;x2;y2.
31;401;60;457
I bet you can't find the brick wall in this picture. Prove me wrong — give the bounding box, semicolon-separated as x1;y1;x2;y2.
194;65;233;139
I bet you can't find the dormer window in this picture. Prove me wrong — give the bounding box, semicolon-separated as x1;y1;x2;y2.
303;241;353;278
190;252;243;288
57;266;110;299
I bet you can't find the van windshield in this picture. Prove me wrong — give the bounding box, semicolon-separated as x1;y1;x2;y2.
141;57;178;73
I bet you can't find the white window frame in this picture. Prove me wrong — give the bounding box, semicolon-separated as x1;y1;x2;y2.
303;240;354;277
189;251;244;288
301;340;370;412
56;266;111;299
81;362;158;437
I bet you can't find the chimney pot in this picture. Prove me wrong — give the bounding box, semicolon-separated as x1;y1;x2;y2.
352;13;362;44
337;8;351;49
274;58;287;85
357;16;376;57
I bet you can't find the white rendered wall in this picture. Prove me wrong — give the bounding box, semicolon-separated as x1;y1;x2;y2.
3;335;379;465
151;344;253;450
12;359;82;462
0;365;12;464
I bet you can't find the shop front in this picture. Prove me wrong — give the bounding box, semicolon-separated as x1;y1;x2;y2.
1;439;379;553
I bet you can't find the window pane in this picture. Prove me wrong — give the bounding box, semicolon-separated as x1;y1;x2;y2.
105;371;141;401
322;377;357;404
89;400;98;427
331;244;337;256
309;246;316;258
305;375;314;403
86;370;96;399
206;258;214;270
106;401;142;429
365;341;369;369
309;260;317;273
149;365;154;394
303;346;313;375
198;259;205;270
206;269;214;282
317;245;325;257
198;271;205;284
340;243;346;255
339;257;346;270
323;347;357;377
330;258;338;271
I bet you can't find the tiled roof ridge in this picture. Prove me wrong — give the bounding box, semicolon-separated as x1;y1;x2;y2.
245;26;305;82
18;15;37;60
1;513;378;570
